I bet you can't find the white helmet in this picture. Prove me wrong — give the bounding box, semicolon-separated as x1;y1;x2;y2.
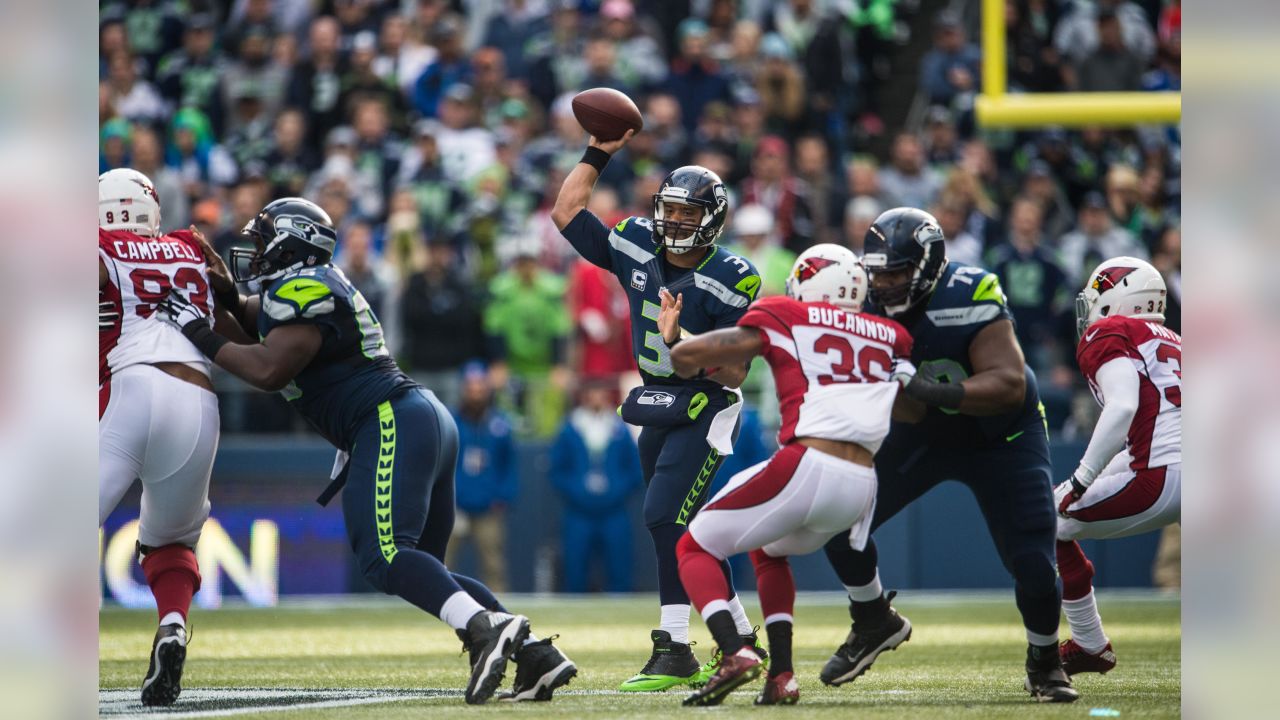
99;168;161;238
785;243;868;310
1075;256;1167;338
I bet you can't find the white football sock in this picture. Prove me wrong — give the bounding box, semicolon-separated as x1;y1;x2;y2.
660;604;691;644
159;611;185;629
699;599;731;622
1063;590;1109;653
727;595;753;635
1026;628;1059;646
846;571;884;602
439;591;487;631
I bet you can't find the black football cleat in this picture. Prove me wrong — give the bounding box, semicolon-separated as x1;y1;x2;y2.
140;623;187;707
820;591;912;686
498;635;577;701
458;612;531;705
1025;644;1081;703
618;630;703;691
1060;639;1117;676
682;646;763;706
755;671;800;705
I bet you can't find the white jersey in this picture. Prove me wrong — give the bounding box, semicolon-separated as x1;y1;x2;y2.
99;228;212;404
737;296;913;452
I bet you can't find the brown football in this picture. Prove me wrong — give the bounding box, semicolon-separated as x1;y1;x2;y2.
571;88;644;141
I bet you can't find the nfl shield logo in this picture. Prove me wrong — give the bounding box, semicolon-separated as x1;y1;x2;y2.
631;269;647;291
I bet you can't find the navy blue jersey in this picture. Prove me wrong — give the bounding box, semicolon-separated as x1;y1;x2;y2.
257;265;418;449
887;261;1043;447
561;209;761;387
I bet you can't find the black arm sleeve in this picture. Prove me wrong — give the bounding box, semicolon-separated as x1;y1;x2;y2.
559;208;614;272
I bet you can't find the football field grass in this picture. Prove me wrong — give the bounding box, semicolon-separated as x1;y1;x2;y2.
100;592;1180;719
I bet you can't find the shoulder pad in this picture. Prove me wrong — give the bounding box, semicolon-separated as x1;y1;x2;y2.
263;273;339;321
608;215;659;263
709;248;762;302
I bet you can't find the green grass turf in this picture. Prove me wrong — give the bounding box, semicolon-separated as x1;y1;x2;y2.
100;592;1179;718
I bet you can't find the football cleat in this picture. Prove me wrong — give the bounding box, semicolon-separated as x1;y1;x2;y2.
820;592;912;686
618;630;702;692
1060;639;1117;676
140;623;187;707
498;636;578;702
690;629;769;688
682;646;763;706
457;612;531;705
1025;644;1081;703
755;671;800;705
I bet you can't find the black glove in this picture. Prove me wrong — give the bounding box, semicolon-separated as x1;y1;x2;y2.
156;292;228;360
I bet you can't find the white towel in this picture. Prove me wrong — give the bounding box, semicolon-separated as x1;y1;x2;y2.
705;388;745;455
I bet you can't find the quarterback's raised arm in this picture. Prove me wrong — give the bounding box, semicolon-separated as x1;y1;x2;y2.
670;327;763;379
550;130;635;230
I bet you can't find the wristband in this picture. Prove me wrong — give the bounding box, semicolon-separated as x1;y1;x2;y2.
903;376;965;410
580;146;612;173
181;318;230;360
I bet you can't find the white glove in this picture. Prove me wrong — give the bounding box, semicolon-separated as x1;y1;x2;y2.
155;290;210;331
891;358;917;388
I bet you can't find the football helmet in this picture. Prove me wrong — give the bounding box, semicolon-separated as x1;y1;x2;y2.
785;243;867;311
232;197;337;284
652;165;729;254
861;207;947;316
99;168;161;238
1075;256;1167;339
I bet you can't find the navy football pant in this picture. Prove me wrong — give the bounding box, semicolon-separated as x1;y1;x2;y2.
342;388;506;617
823;427;1061;638
638;393;742;607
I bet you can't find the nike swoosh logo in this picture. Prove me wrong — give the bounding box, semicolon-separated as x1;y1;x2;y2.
1085;329;1099;342
1006;430;1025;442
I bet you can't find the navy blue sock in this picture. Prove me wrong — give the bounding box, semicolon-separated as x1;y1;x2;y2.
385;549;465;617
650;523;689;606
452;573;507;613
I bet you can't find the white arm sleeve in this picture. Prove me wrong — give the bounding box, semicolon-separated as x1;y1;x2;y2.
1075;357;1141;485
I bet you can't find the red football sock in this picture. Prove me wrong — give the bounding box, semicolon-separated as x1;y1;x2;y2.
750;549;795;621
676;533;729;613
1056;540;1094;601
141;544;202;623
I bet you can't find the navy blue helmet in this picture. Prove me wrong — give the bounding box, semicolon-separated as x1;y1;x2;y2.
232;197;338;283
651;165;729;253
862;207;948;316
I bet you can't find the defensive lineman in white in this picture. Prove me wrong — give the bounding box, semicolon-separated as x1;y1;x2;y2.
98;169;220;706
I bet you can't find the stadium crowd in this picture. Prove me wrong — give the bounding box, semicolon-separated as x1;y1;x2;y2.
99;0;1180;446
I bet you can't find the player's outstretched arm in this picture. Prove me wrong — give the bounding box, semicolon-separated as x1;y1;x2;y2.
670;327;763;379
957;318;1027;415
204;324;322;392
550;130;635;231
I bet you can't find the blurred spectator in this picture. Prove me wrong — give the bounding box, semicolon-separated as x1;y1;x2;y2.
1066;127;1140;206
335;220;394;323
435;84;498;183
1105;163;1143;237
941;166;1002;248
599;0;667;90
1143;24;1181;92
341;31;412;132
1057;191;1147;283
846;156;887;207
306;126;383;221
447;363;519;594
640;93;689;171
550;380;643;593
1134;165;1176;251
221;23;289;128
692;101;737;161
398;120;469;238
723;19;763;100
287;16;348;148
526;1;586;109
224;79;276;170
105;51;167;124
1006;0;1064;93
932;198;984;268
986;197;1072;373
1054;0;1155;67
727;204;796;297
704;0;738;61
470;47;510;124
1020;160;1074;241
664;18;733;134
332;0;380;50
484;242;571;437
349;96;403;216
793;134;841;244
101;0;184;75
567;259;634;381
263;108;319;197
919;11;980;107
581;35;631;96
766;0;855;132
130;126;190;234
481;0;552;83
843;196;881;254
1068;10;1144;92
374;12;434;97
224;0;278;55
100;118;132;173
879;132;944;210
741;135;815;255
412;15;471;118
924;106;962;168
756;33;806;136
165;108;238;198
155;13;225;136
213;180;268;259
1150;225;1181;333
400;238;487;408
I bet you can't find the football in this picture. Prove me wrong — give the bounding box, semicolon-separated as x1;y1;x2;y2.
571;87;644;142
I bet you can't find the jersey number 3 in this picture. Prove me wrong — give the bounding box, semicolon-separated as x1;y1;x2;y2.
638;300;673;377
